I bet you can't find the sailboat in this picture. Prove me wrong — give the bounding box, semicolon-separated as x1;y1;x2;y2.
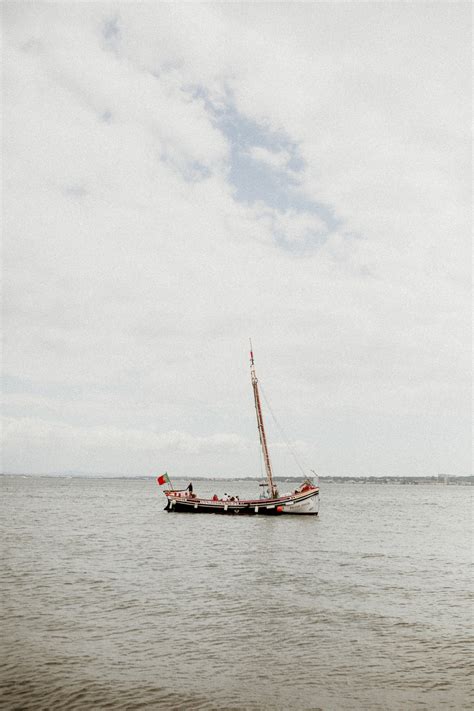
161;346;319;515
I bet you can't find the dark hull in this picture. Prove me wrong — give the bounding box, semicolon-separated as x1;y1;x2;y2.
166;500;285;515
164;489;319;515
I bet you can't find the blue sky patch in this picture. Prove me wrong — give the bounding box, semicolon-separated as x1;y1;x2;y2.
186;87;343;249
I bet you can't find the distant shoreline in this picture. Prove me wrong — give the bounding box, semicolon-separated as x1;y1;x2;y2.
1;472;472;485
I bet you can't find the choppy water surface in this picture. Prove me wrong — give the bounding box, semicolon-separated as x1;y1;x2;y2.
1;476;472;710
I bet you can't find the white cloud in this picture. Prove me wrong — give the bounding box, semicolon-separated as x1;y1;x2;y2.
2;416;308;478
2;2;471;478
247;146;291;171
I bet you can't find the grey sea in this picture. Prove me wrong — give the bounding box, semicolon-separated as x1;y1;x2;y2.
1;476;472;710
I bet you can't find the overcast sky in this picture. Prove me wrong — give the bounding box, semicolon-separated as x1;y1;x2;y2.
2;2;471;478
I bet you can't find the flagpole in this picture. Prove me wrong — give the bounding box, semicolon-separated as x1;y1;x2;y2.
156;472;174;490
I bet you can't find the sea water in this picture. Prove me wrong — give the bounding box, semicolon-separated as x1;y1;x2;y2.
0;476;472;710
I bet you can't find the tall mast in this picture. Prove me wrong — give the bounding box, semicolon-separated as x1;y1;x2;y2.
249;343;278;498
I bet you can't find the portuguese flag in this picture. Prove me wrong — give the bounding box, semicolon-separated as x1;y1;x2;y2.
157;473;170;486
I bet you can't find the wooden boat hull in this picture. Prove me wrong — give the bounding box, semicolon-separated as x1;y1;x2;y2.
164;488;319;515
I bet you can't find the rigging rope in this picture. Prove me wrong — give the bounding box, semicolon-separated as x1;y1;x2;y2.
258;382;308;478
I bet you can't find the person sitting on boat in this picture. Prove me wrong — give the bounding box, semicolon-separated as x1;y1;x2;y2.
212;494;218;501
222;493;229;502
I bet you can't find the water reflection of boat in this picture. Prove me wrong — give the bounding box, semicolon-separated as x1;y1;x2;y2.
161;346;319;516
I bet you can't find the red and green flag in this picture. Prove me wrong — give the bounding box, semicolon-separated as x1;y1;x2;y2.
156;473;170;486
